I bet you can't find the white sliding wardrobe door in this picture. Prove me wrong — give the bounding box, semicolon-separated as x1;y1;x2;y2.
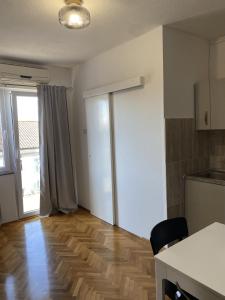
85;94;115;225
112;88;166;238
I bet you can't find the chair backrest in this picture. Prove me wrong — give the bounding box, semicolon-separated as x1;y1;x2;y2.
150;217;188;255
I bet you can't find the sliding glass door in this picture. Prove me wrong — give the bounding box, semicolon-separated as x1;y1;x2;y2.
12;91;40;218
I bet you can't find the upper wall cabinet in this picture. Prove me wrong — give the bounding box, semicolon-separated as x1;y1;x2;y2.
195;81;211;130
211;79;225;129
195;79;225;130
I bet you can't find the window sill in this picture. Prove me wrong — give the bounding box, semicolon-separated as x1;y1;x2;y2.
0;171;15;177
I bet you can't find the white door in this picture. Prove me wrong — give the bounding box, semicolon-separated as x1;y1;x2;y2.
112;87;166;238
12;91;40;218
85;94;115;225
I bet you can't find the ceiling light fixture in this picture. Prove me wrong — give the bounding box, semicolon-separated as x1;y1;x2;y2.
59;0;90;29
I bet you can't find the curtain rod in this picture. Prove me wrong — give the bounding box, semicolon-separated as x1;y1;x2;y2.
0;84;72;88
0;84;72;90
0;83;37;89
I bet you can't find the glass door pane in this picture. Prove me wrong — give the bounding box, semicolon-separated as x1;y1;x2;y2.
0;114;5;168
13;92;40;216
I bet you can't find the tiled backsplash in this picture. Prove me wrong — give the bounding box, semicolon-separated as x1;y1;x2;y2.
166;119;225;218
209;130;225;170
166;119;209;218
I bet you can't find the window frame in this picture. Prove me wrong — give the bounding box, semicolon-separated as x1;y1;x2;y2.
0;89;12;175
11;90;40;218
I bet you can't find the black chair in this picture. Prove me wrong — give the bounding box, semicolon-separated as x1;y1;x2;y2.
150;217;198;300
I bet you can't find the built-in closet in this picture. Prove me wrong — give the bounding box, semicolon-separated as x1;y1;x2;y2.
85;77;160;236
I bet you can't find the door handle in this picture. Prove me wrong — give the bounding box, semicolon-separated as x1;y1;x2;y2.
204;111;208;126
16;157;22;171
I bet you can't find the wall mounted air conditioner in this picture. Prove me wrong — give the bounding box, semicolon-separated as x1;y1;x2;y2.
0;64;50;86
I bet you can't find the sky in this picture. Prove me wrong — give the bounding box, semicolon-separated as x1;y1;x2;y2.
17;96;38;121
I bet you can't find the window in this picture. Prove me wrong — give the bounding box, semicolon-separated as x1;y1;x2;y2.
0;89;12;174
0;113;3;166
0;114;5;168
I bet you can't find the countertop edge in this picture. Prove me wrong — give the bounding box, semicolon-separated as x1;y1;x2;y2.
185;175;225;186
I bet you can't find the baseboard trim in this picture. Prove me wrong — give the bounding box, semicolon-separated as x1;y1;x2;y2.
78;205;90;213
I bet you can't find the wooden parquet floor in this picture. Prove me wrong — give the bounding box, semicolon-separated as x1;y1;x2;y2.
0;209;156;300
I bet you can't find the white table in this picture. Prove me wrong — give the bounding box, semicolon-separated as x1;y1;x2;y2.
155;223;225;300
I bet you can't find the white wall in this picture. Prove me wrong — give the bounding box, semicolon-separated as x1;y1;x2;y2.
163;27;209;118
72;27;167;238
48;66;72;87
0;174;18;224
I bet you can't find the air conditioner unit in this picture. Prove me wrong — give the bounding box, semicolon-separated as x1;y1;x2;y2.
0;64;50;86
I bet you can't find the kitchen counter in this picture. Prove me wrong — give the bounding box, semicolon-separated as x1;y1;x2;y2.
186;170;225;186
185;170;225;233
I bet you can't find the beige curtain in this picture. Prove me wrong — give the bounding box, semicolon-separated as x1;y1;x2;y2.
37;85;77;216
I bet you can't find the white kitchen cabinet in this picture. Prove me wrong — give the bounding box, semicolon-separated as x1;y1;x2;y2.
211;78;225;129
195;80;211;130
185;179;225;234
195;78;225;130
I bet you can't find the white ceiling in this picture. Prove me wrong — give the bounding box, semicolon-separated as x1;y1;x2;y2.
1;0;225;66
170;9;225;40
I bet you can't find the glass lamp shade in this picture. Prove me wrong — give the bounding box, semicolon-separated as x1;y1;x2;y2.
59;4;90;29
